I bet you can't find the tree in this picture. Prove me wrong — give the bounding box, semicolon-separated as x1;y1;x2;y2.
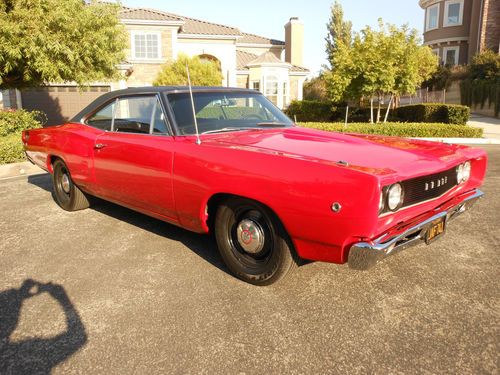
0;0;126;89
326;20;438;122
153;54;223;87
303;74;328;101
325;1;352;69
468;49;500;81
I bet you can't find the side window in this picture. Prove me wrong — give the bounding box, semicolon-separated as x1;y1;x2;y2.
86;95;170;135
113;96;156;134
86;102;115;131
152;99;169;134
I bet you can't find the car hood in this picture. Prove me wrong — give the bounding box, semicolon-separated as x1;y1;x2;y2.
205;127;481;181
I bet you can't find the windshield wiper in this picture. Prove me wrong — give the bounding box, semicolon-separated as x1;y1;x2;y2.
202;127;255;135
256;122;288;127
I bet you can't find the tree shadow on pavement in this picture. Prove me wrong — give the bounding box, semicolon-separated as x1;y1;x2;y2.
0;280;87;375
27;174;228;274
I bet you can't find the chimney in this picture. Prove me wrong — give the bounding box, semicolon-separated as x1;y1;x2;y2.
285;17;304;67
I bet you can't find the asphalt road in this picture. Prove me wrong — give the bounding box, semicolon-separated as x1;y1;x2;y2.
1;146;499;374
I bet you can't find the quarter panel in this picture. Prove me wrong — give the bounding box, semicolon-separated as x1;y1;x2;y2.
172;137;380;263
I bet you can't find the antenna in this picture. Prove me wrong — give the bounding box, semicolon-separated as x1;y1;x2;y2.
186;62;201;145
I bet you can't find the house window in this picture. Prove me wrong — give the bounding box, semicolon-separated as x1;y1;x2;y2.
252;81;261;91
282;82;289;107
132;32;161;60
444;0;463;27
443;46;459;65
265;76;279;106
426;4;439;31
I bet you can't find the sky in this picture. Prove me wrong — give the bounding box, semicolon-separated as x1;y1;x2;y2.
121;0;425;76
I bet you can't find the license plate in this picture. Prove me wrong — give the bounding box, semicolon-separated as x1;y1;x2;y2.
425;217;446;244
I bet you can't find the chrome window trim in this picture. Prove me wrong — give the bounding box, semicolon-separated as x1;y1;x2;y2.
83;93;174;137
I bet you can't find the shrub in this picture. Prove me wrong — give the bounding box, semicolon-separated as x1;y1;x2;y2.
285;100;335;122
395;103;470;125
0;109;44;164
299;122;483;138
0;133;26;164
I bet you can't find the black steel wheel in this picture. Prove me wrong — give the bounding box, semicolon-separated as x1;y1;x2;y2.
215;197;297;285
52;159;90;211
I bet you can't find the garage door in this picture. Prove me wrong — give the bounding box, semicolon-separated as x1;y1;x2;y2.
21;86;111;126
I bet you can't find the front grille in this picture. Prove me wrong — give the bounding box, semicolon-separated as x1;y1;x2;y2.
401;166;458;207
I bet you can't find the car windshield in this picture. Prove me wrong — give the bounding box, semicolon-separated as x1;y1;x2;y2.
166;91;294;135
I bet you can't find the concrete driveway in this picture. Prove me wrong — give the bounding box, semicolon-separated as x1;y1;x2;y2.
0;146;499;374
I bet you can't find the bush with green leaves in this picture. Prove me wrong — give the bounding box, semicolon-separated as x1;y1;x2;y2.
153;54;222;87
285;100;336;122
0;109;44;164
460;50;500;117
395;104;470;125
300;122;482;138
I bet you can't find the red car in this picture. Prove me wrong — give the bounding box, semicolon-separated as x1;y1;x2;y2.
22;87;487;285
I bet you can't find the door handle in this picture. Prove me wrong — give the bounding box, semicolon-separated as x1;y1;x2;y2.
94;143;107;150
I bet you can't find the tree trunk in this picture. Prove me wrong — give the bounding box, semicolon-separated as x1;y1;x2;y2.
384;94;393;123
376;94;381;123
370;96;374;124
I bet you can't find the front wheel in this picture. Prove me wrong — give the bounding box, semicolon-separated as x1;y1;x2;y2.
214;197;297;285
52;159;90;211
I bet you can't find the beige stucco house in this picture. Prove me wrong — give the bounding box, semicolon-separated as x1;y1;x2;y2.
1;6;308;124
419;0;499;65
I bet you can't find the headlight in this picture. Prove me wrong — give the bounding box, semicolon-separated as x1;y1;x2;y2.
456;164;464;183
456;161;471;184
387;183;403;211
462;161;471;182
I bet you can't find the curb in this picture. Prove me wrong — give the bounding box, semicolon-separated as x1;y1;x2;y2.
412;138;500;145
0;161;45;180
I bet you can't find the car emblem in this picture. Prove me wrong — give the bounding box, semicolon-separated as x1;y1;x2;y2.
425;177;448;191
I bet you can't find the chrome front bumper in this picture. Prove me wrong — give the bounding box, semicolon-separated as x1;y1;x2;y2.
348;189;484;270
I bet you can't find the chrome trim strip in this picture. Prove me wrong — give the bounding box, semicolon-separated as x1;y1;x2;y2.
348;189;484;270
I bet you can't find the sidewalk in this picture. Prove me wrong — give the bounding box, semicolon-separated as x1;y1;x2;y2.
468;113;500;140
0;161;45;180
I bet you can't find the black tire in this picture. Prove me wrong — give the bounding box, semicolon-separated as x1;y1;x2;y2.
214;197;297;285
52;159;90;211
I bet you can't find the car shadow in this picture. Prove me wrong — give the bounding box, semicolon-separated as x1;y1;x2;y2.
0;280;87;374
27;174;228;274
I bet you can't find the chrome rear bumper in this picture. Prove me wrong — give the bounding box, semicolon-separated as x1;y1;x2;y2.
348;189;484;270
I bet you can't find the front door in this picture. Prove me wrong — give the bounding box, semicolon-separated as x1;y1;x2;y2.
89;95;177;222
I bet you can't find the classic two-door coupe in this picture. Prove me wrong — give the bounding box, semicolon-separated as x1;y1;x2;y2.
22;87;487;285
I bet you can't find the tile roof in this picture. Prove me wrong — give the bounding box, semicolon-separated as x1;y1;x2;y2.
179;16;241;36
290;65;309;73
119;7;285;42
236;51;259;70
119;7;240;36
247;51;284;65
236;51;309;72
239;33;285;46
119;7;183;22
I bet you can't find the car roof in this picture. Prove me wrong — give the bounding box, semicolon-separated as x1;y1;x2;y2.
70;86;259;123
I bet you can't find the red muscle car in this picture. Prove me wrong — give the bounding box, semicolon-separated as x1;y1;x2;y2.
22;87;487;285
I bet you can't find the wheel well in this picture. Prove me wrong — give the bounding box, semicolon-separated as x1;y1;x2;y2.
205;193;233;233
205;194;292;241
47;155;64;173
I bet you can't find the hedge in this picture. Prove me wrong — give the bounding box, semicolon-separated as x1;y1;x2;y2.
299;122;483;138
395;103;470;125
0;109;44;164
286;101;470;125
285;100;335;122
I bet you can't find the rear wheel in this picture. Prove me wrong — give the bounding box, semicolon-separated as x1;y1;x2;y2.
214;197;297;285
52;159;89;211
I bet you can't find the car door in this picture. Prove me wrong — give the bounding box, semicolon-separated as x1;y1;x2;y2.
89;94;177;222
